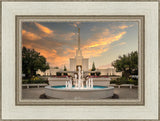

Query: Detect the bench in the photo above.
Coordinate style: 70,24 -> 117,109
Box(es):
109,84 -> 134,89
109,84 -> 119,88
22,83 -> 48,88
119,84 -> 134,89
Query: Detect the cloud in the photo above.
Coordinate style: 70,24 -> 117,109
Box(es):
82,47 -> 109,58
59,32 -> 76,41
83,31 -> 126,49
118,24 -> 134,30
34,22 -> 53,34
22,22 -> 129,69
118,25 -> 129,29
78,30 -> 127,59
22,42 -> 71,68
22,30 -> 41,41
118,42 -> 126,46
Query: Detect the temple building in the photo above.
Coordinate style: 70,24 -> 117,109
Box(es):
69,28 -> 89,71
36,28 -> 122,77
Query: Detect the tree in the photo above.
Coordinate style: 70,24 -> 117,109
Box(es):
63,65 -> 68,76
91,62 -> 96,76
96,72 -> 101,76
56,72 -> 62,76
22,47 -> 49,78
64,65 -> 67,71
112,51 -> 138,79
91,62 -> 96,71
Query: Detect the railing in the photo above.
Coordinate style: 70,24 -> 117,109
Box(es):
22,83 -> 48,88
109,84 -> 137,89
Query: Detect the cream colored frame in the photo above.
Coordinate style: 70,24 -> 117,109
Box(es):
16,15 -> 145,106
0,0 -> 160,121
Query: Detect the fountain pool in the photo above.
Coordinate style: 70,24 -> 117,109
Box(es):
44,66 -> 114,99
45,85 -> 114,99
51,85 -> 108,89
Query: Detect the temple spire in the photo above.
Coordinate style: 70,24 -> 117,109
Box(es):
76,27 -> 82,57
78,28 -> 80,50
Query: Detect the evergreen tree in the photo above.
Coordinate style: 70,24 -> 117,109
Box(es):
91,62 -> 96,76
91,62 -> 96,71
63,65 -> 68,76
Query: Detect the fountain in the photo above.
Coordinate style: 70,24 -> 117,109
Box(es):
44,28 -> 114,99
44,66 -> 114,99
65,67 -> 93,89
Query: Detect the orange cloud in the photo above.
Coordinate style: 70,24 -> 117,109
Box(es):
119,25 -> 129,29
84,31 -> 126,49
35,22 -> 53,34
22,30 -> 41,41
23,42 -> 73,68
83,47 -> 109,58
118,24 -> 134,30
78,31 -> 127,59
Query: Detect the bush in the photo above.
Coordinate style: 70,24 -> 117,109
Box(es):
63,73 -> 68,76
110,80 -> 117,84
129,78 -> 138,85
22,76 -> 48,84
96,72 -> 101,76
91,73 -> 95,76
22,79 -> 29,84
56,72 -> 62,76
110,77 -> 138,85
117,77 -> 130,85
36,74 -> 40,76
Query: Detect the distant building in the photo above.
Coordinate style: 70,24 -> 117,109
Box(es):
97,68 -> 122,76
70,28 -> 89,71
36,68 -> 62,76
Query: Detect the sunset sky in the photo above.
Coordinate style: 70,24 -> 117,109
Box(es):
22,21 -> 138,69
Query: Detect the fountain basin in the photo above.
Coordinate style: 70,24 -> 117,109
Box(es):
45,85 -> 114,99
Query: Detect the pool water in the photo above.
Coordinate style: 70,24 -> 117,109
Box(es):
51,85 -> 108,89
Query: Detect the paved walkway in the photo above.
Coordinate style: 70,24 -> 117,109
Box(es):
22,87 -> 138,99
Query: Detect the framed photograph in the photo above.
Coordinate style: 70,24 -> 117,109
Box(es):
16,15 -> 144,106
1,0 -> 159,120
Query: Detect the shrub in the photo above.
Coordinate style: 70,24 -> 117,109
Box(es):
118,77 -> 130,84
91,73 -> 95,76
96,72 -> 101,76
22,79 -> 29,84
56,72 -> 62,76
22,76 -> 48,84
111,77 -> 138,85
63,73 -> 68,76
36,74 -> 40,76
129,78 -> 138,85
110,80 -> 117,84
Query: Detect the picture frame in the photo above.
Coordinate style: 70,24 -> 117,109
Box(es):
16,15 -> 144,106
1,0 -> 159,120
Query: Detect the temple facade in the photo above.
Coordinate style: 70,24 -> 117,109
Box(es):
36,28 -> 122,77
69,28 -> 89,71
